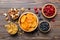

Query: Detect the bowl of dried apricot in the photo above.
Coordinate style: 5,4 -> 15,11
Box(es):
18,12 -> 39,32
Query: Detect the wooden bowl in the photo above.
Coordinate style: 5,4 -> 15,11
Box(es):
8,8 -> 19,20
39,21 -> 51,33
18,12 -> 39,32
42,3 -> 57,18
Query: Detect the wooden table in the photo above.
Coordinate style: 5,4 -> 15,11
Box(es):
0,0 -> 60,40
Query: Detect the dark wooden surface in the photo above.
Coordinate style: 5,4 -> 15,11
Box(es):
0,0 -> 60,40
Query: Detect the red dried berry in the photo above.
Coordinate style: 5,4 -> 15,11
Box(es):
35,10 -> 38,14
39,7 -> 42,10
43,4 -> 55,17
34,7 -> 38,11
28,8 -> 30,10
51,19 -> 55,22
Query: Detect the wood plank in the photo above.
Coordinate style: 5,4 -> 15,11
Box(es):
0,0 -> 60,40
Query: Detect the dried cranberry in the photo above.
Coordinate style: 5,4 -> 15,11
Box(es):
45,13 -> 48,16
34,7 -> 38,11
35,10 -> 38,14
28,8 -> 31,10
39,7 -> 42,10
43,4 -> 55,17
51,19 -> 55,22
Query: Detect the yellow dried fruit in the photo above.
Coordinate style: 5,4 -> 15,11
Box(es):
5,17 -> 9,21
21,15 -> 26,23
20,7 -> 25,12
5,22 -> 18,35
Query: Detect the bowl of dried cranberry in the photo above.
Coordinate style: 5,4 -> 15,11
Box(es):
39,21 -> 51,33
42,3 -> 57,18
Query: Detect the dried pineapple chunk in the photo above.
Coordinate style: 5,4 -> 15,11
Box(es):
8,29 -> 12,34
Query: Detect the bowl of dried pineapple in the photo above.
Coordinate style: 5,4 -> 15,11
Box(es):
18,12 -> 39,32
5,22 -> 18,35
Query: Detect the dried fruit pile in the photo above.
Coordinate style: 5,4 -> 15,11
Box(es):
39,21 -> 50,33
19,12 -> 38,32
5,22 -> 18,35
43,4 -> 55,17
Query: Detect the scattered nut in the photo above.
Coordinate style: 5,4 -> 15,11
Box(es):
8,8 -> 19,20
8,21 -> 11,23
20,33 -> 22,35
20,7 -> 25,12
3,13 -> 8,17
5,17 -> 9,21
14,8 -> 16,11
